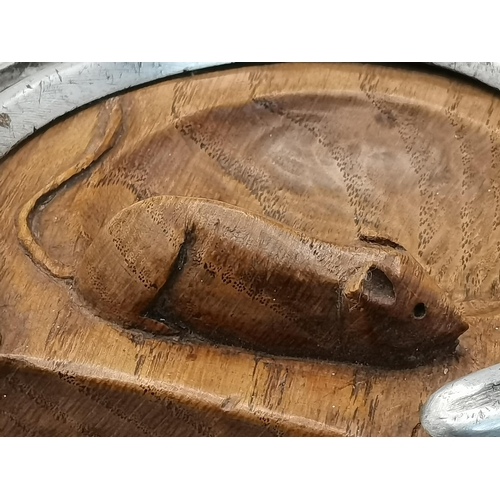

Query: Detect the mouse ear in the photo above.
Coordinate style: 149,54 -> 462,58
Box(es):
359,266 -> 396,306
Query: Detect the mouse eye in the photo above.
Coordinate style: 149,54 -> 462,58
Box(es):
413,302 -> 426,319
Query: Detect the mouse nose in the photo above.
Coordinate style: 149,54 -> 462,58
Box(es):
431,306 -> 468,344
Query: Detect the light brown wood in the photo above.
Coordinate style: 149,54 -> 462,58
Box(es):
2,63 -> 500,436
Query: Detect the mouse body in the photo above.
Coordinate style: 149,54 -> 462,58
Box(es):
75,196 -> 468,368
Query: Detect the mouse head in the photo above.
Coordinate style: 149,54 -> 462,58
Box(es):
343,250 -> 468,366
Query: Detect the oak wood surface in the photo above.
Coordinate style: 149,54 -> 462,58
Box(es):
2,63 -> 500,436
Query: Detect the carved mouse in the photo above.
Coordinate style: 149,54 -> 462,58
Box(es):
75,196 -> 468,368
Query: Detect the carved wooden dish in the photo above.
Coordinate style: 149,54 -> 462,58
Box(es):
2,63 -> 500,436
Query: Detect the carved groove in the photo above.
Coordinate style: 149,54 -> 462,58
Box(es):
141,226 -> 197,329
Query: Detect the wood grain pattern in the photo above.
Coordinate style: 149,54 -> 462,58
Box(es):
2,63 -> 500,436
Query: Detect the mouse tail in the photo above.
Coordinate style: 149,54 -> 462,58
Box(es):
17,99 -> 123,279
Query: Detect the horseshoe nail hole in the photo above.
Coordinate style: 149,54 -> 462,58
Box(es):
413,302 -> 426,319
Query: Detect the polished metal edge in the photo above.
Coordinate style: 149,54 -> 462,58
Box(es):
421,364 -> 500,437
433,62 -> 500,92
0,62 -> 56,94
